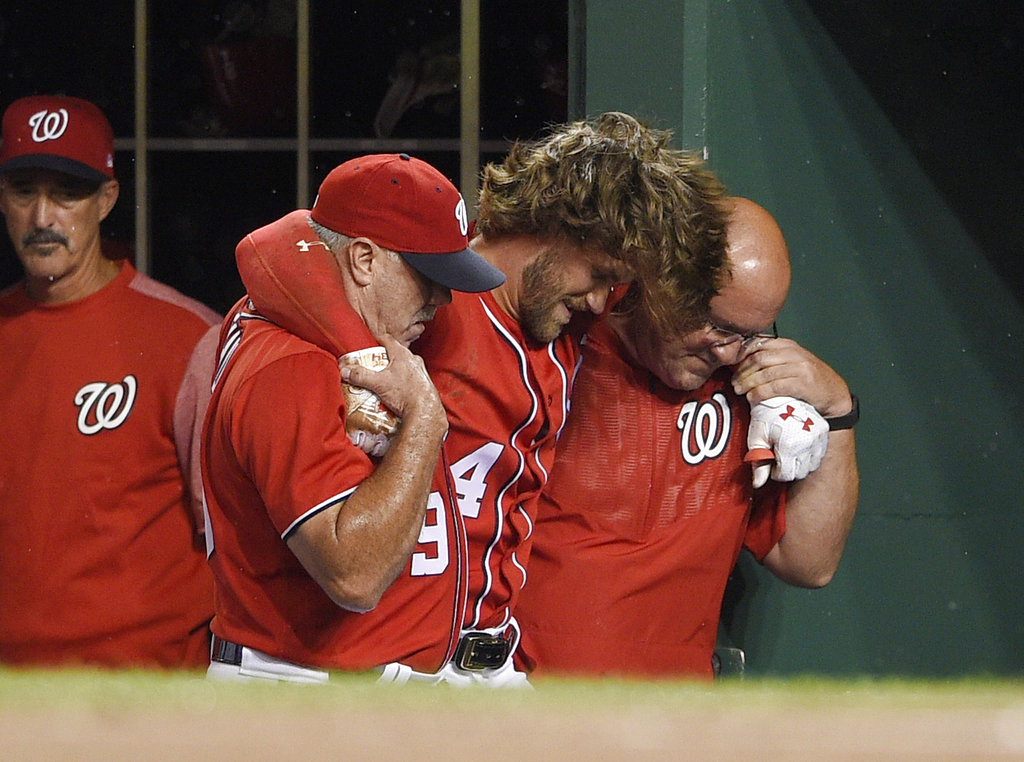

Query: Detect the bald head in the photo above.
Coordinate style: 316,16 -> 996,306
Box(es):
719,197 -> 791,323
619,197 -> 793,391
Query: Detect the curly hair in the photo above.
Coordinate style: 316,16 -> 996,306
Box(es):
610,149 -> 731,336
477,111 -> 729,336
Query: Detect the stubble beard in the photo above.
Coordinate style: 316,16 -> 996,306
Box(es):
519,254 -> 570,344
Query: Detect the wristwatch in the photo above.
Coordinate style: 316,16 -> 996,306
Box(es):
826,394 -> 859,431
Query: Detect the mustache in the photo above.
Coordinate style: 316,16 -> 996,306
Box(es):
414,307 -> 437,324
564,296 -> 590,312
23,230 -> 68,248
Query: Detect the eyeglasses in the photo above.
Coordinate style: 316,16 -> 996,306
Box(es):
706,320 -> 778,348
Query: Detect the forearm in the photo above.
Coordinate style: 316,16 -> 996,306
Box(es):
337,411 -> 445,597
762,429 -> 859,587
288,407 -> 446,612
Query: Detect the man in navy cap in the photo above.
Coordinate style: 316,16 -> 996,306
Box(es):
202,153 -> 506,683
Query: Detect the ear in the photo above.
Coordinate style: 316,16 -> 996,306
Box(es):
97,179 -> 120,222
345,238 -> 377,287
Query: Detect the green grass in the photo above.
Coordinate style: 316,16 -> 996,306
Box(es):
1,667 -> 1021,712
2,671 -> 1023,760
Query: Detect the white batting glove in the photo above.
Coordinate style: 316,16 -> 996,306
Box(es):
745,396 -> 829,489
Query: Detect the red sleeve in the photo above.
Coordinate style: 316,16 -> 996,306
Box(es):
235,210 -> 378,357
744,481 -> 788,561
231,350 -> 373,537
174,323 -> 222,534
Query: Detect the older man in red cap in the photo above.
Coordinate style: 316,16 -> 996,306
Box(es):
0,95 -> 221,668
202,153 -> 505,683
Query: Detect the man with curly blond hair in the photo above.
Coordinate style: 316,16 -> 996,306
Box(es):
476,111 -> 728,340
396,112 -> 730,685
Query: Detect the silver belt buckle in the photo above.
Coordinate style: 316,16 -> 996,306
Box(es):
454,632 -> 509,670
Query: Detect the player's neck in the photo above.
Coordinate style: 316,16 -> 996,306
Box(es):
607,313 -> 641,363
25,252 -> 121,305
469,234 -> 518,321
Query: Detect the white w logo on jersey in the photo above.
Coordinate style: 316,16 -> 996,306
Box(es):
676,392 -> 732,465
74,375 -> 137,435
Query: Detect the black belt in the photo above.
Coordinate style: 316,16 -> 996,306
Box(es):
211,635 -> 244,666
454,632 -> 511,671
214,633 -> 510,672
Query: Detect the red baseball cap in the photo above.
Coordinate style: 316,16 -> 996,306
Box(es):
310,153 -> 504,293
0,95 -> 114,184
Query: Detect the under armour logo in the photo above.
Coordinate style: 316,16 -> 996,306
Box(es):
677,392 -> 732,465
295,239 -> 327,252
29,108 -> 69,143
74,375 -> 137,435
779,404 -> 816,431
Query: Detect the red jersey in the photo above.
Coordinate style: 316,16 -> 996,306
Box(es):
202,300 -> 466,672
514,320 -> 787,679
416,290 -> 581,632
0,262 -> 219,668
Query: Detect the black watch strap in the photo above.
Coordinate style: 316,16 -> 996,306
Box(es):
827,394 -> 859,431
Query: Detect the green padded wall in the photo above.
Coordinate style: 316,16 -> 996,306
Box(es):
580,0 -> 1024,676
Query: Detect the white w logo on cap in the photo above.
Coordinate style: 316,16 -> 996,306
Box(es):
455,196 -> 469,236
29,109 -> 69,143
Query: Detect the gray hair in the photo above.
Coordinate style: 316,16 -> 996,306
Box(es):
308,217 -> 351,254
307,217 -> 401,262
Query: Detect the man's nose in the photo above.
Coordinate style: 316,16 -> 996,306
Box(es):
585,284 -> 612,314
30,194 -> 57,228
708,339 -> 744,365
431,283 -> 452,306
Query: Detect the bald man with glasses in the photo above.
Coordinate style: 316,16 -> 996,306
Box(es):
514,197 -> 859,680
